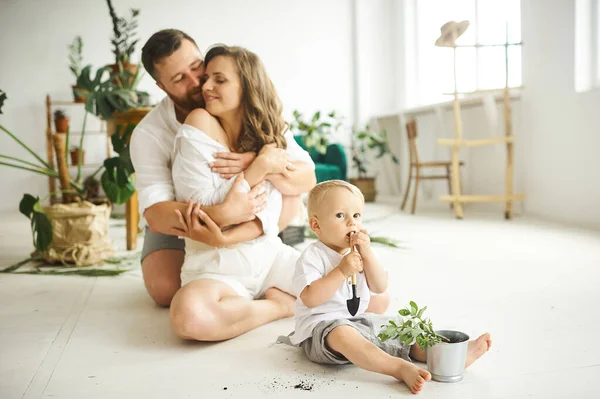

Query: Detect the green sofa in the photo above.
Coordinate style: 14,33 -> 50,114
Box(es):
293,135 -> 347,183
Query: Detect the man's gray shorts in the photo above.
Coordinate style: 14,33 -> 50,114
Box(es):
300,315 -> 411,365
141,227 -> 185,262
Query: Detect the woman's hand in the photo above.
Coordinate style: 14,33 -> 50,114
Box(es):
210,151 -> 257,179
257,144 -> 289,174
175,201 -> 230,247
221,173 -> 268,225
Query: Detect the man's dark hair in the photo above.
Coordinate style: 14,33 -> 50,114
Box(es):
141,29 -> 198,81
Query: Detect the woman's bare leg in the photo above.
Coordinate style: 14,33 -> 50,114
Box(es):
170,279 -> 295,341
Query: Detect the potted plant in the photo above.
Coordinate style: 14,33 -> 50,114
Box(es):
53,109 -> 69,133
378,301 -> 470,383
74,63 -> 148,120
0,89 -> 136,266
68,36 -> 87,103
349,123 -> 398,202
106,0 -> 140,85
290,110 -> 343,155
69,146 -> 84,166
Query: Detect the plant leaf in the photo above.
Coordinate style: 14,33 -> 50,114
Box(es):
31,209 -> 53,251
19,194 -> 37,218
101,168 -> 135,205
399,309 -> 410,316
19,194 -> 53,251
0,89 -> 7,114
410,301 -> 418,315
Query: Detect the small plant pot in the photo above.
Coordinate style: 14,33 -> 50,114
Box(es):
54,118 -> 69,133
72,85 -> 88,103
349,177 -> 376,202
70,149 -> 85,166
426,330 -> 469,383
108,62 -> 138,87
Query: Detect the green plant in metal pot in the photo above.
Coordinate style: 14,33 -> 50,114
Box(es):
378,301 -> 449,349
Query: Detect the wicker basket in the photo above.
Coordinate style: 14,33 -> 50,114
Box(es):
42,201 -> 113,266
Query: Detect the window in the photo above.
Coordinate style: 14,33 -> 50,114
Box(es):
575,0 -> 600,92
410,0 -> 522,106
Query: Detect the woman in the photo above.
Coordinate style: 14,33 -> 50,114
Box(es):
169,45 -> 316,341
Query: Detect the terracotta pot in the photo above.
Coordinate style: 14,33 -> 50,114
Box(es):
70,149 -> 85,166
349,177 -> 377,202
72,85 -> 88,103
108,63 -> 138,87
55,118 -> 69,133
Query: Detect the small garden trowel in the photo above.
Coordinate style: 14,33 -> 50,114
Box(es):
346,232 -> 360,316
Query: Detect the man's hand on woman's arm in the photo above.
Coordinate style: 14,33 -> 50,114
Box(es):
210,151 -> 257,179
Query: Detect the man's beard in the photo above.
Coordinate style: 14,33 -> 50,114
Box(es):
169,88 -> 205,112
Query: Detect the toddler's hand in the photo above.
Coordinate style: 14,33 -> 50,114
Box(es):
353,229 -> 371,253
339,251 -> 363,278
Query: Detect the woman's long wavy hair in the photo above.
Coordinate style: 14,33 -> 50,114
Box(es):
204,45 -> 287,152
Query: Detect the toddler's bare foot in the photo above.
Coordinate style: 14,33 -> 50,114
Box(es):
394,360 -> 431,394
465,332 -> 492,368
265,287 -> 295,318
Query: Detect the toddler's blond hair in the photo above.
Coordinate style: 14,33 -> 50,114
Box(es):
307,180 -> 364,217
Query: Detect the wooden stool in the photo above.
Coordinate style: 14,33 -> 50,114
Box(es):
401,119 -> 464,214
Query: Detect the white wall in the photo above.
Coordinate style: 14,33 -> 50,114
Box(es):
521,0 -> 600,229
372,0 -> 600,228
348,0 -> 405,195
0,0 -> 354,212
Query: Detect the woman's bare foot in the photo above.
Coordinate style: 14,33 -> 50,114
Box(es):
394,360 -> 431,394
264,287 -> 295,318
465,333 -> 492,368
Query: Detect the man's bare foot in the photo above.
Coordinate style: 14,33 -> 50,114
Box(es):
264,287 -> 295,318
465,332 -> 492,368
394,360 -> 431,394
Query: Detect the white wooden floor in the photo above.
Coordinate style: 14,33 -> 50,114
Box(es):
1,205 -> 599,398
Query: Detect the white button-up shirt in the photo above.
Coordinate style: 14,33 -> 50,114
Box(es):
130,96 -> 181,222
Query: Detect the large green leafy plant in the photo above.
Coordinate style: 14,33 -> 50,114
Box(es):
290,110 -> 343,155
378,301 -> 449,349
0,89 -> 136,253
106,0 -> 140,66
74,63 -> 147,120
351,123 -> 398,179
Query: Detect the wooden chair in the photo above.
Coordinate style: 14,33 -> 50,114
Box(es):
401,119 -> 464,214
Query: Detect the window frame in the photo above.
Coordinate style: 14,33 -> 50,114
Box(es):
409,0 -> 523,106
